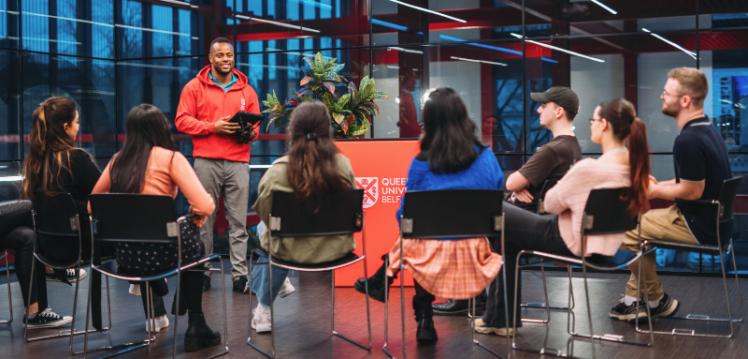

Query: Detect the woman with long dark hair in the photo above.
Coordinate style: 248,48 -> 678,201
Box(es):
355,87 -> 504,344
18,96 -> 91,328
90,104 -> 219,352
250,101 -> 356,333
477,98 -> 651,336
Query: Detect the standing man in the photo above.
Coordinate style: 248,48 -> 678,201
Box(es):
175,37 -> 260,293
436,86 -> 582,316
609,67 -> 731,321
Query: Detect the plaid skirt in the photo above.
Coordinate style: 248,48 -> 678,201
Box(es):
386,237 -> 502,299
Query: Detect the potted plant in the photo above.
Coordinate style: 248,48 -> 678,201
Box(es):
262,52 -> 384,138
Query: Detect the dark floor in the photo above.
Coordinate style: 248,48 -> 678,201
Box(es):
0,264 -> 745,359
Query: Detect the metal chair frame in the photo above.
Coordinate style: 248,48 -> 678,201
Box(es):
246,189 -> 372,358
382,189 -> 508,359
27,192 -> 111,355
635,176 -> 744,338
86,193 -> 229,359
510,188 -> 655,357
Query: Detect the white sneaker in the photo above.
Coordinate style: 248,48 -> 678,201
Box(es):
145,315 -> 170,333
67,268 -> 87,282
128,284 -> 141,296
251,305 -> 272,333
278,277 -> 296,298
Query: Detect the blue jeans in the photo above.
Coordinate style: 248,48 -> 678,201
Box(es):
250,250 -> 289,306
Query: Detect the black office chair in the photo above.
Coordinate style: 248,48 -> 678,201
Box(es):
382,189 -> 507,359
518,179 -> 576,324
87,194 -> 229,358
511,188 -> 654,357
28,193 -> 110,353
635,176 -> 743,338
246,189 -> 372,359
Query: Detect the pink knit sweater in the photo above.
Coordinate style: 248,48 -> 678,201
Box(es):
543,154 -> 630,257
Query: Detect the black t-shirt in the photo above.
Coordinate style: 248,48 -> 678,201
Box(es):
517,135 -> 582,205
673,117 -> 732,244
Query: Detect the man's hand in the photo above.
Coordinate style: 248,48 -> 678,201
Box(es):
213,115 -> 240,134
512,189 -> 534,204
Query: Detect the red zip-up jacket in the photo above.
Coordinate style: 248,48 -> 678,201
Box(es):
175,65 -> 260,163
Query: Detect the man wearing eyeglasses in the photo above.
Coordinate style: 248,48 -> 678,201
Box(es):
609,67 -> 731,322
434,86 -> 582,316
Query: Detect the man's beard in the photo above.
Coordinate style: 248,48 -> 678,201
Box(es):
213,64 -> 232,75
662,103 -> 679,117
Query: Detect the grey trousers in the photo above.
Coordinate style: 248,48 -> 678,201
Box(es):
194,158 -> 249,279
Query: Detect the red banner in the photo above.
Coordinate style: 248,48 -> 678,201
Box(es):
334,139 -> 420,286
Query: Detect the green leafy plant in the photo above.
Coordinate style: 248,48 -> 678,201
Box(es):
263,52 -> 383,137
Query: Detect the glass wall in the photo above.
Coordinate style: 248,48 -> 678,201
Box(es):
2,0 -> 748,273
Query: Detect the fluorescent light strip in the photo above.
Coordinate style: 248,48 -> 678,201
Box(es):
439,34 -> 558,64
371,18 -> 409,32
0,176 -> 23,182
387,46 -> 424,55
157,0 -> 199,9
388,0 -> 467,23
235,14 -> 320,34
450,56 -> 507,67
641,28 -> 697,59
510,33 -> 605,63
589,0 -> 618,15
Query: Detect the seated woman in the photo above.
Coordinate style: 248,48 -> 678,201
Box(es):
90,104 -> 219,352
20,96 -> 100,327
250,101 -> 357,333
355,87 -> 504,345
477,98 -> 650,335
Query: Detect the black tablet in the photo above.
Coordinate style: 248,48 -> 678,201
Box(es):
230,111 -> 263,126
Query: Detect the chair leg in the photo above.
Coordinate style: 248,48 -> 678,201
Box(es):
330,264 -> 372,351
399,263 -> 407,359
0,252 -> 12,324
382,256 -> 393,358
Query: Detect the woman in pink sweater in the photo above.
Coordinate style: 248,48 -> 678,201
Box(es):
477,98 -> 651,335
91,104 -> 219,352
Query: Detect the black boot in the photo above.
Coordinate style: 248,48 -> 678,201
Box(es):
184,312 -> 221,352
414,293 -> 438,345
354,254 -> 396,303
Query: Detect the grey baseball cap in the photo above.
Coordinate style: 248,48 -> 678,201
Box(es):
530,86 -> 580,120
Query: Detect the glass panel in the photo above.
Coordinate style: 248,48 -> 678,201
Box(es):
0,50 -> 19,162
117,0 -> 203,59
21,52 -> 116,159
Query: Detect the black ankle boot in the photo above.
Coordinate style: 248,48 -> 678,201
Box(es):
184,312 -> 221,352
414,297 -> 438,345
354,254 -> 395,303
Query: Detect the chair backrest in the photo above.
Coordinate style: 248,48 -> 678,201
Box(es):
717,176 -> 742,220
32,192 -> 80,238
268,189 -> 364,237
582,187 -> 637,235
400,189 -> 504,239
89,194 -> 178,244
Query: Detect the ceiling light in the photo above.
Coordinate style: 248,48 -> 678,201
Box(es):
236,14 -> 320,34
388,0 -> 467,23
450,56 -> 507,67
510,33 -> 605,63
589,0 -> 617,15
387,46 -> 424,55
157,0 -> 199,9
371,18 -> 409,32
641,28 -> 697,60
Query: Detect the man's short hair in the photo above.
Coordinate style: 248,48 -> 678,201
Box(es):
667,67 -> 708,108
209,37 -> 233,52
